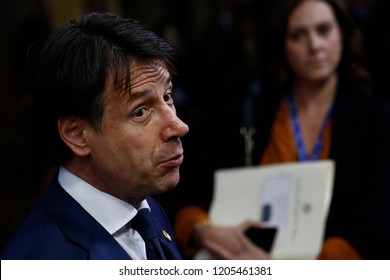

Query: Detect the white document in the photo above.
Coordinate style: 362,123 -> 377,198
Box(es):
196,160 -> 335,260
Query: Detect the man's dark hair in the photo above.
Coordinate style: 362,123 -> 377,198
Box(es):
29,12 -> 177,165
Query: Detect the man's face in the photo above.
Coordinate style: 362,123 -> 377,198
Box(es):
83,61 -> 189,206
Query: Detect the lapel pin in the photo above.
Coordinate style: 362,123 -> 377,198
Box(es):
162,230 -> 172,241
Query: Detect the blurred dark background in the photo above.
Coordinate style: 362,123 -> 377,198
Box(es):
0,0 -> 389,251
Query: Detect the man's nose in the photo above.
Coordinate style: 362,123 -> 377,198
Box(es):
160,108 -> 189,141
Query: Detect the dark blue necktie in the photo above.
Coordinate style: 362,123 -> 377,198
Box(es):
131,208 -> 166,260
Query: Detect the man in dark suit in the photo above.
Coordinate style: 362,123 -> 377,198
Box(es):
1,12 -> 188,260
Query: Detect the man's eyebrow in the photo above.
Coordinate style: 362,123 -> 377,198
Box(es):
166,75 -> 172,85
127,90 -> 150,102
127,74 -> 173,101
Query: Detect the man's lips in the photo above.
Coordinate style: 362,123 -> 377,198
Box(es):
160,154 -> 184,167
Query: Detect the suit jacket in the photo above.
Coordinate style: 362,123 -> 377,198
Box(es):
1,178 -> 183,260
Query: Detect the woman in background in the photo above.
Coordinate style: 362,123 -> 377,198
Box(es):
174,0 -> 390,259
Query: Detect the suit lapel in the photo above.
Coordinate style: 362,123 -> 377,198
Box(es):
147,197 -> 183,260
158,233 -> 180,260
42,180 -> 131,260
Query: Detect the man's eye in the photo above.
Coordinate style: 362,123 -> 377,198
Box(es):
164,92 -> 174,104
134,108 -> 146,117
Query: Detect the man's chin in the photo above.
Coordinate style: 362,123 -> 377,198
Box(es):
152,177 -> 180,196
163,179 -> 180,192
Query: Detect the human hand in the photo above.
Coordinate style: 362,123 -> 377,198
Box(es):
198,220 -> 271,260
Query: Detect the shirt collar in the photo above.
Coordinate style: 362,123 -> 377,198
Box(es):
58,166 -> 150,234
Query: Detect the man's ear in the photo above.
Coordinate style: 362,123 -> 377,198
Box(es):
58,117 -> 91,157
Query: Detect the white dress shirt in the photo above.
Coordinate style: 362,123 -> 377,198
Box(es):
58,166 -> 149,259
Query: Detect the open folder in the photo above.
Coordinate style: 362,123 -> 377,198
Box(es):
195,160 -> 335,260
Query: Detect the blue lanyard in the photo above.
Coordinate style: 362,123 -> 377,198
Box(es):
287,92 -> 335,161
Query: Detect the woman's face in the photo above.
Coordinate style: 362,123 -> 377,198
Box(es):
285,0 -> 343,83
